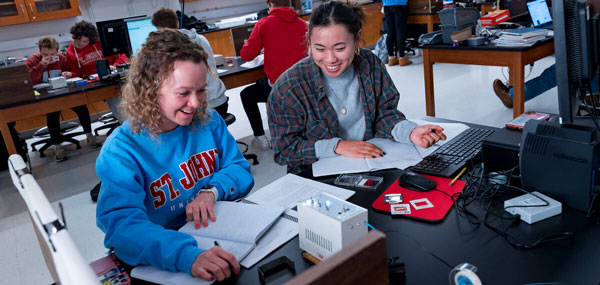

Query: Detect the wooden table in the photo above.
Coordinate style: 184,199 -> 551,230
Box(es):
407,13 -> 441,33
0,82 -> 120,154
0,58 -> 264,155
218,57 -> 266,89
421,39 -> 555,118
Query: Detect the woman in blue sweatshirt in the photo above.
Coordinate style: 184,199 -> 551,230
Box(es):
95,29 -> 254,281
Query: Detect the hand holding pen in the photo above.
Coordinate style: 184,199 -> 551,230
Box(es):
190,241 -> 240,281
410,124 -> 447,148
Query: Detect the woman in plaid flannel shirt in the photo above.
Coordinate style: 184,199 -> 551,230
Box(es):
267,1 -> 447,174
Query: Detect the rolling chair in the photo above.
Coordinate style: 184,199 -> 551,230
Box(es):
94,112 -> 120,137
30,121 -> 84,158
223,112 -> 259,165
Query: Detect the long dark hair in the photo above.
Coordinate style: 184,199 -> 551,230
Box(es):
308,1 -> 365,40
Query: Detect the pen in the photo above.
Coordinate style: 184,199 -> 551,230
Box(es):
213,241 -> 239,275
449,167 -> 467,186
423,128 -> 439,136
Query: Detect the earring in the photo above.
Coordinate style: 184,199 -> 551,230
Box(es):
355,47 -> 360,56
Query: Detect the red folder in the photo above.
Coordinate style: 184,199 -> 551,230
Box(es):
372,175 -> 466,222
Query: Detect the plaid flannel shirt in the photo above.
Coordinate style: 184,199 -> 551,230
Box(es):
268,49 -> 407,174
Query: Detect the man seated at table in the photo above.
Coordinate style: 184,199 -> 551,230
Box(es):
25,36 -> 99,161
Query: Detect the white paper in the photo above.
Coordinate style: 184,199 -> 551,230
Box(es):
240,54 -> 264,68
216,69 -> 228,74
240,217 -> 298,268
245,174 -> 355,209
364,138 -> 424,171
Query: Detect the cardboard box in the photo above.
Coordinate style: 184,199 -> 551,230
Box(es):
408,0 -> 443,15
481,9 -> 510,26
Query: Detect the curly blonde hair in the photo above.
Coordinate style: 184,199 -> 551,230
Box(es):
122,29 -> 209,138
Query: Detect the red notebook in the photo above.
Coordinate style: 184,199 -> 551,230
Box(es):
372,175 -> 466,222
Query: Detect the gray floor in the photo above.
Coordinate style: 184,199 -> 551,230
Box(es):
0,52 -> 557,284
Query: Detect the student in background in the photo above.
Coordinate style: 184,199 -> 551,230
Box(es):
240,0 -> 308,150
25,36 -> 98,161
492,64 -> 557,108
151,7 -> 230,118
96,29 -> 253,281
493,63 -> 600,108
383,0 -> 412,66
65,20 -> 128,78
268,1 -> 446,174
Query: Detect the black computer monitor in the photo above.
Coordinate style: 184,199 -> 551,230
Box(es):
504,0 -> 529,19
125,17 -> 156,56
553,0 -> 600,125
96,19 -> 131,57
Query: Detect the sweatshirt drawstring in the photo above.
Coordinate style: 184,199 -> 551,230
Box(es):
74,43 -> 103,69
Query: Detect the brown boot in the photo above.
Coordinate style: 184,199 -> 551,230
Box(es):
493,79 -> 513,108
398,57 -> 413,66
388,56 -> 398,66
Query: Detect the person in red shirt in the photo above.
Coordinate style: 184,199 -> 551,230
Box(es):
65,20 -> 128,78
25,36 -> 99,161
239,0 -> 308,150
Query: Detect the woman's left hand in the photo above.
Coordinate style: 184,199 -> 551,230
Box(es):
186,192 -> 216,229
410,124 -> 447,148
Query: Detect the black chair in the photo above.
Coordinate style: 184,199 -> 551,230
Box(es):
30,121 -> 84,157
94,112 -> 120,137
222,113 -> 258,165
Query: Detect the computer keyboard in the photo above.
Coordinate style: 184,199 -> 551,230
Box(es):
411,127 -> 496,178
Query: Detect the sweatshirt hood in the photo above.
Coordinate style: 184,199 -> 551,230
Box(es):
179,28 -> 198,40
269,7 -> 299,23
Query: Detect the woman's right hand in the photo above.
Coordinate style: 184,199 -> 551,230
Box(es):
334,140 -> 385,158
191,246 -> 240,281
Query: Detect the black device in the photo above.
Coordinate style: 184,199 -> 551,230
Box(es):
95,59 -> 110,78
553,0 -> 600,125
481,128 -> 522,171
520,120 -> 599,213
411,127 -> 496,177
397,170 -> 437,191
96,19 -> 131,57
503,0 -> 529,19
258,256 -> 295,284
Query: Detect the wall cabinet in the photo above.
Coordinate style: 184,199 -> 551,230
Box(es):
0,0 -> 81,27
203,29 -> 236,57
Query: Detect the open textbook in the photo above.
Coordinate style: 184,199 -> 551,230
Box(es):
131,201 -> 284,284
312,120 -> 470,177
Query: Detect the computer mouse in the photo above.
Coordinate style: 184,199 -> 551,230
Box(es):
397,170 -> 437,192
